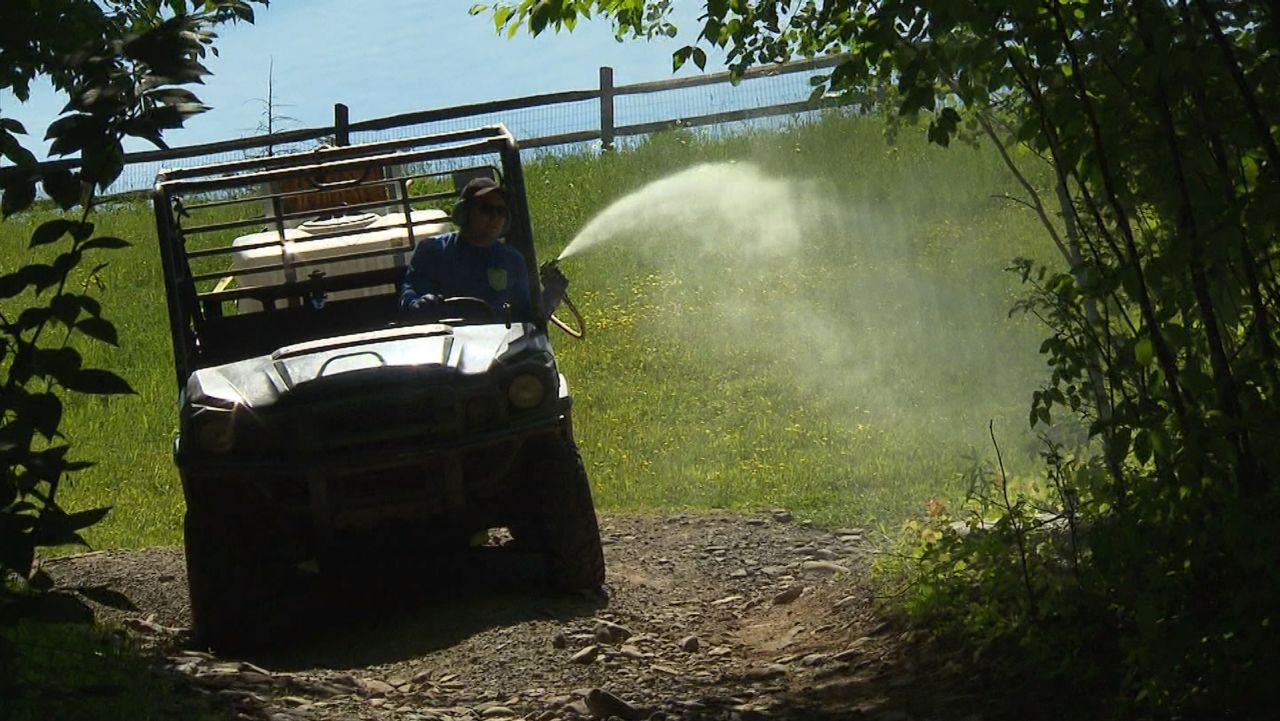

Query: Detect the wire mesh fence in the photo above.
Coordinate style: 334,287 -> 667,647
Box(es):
107,138 -> 329,198
69,57 -> 849,198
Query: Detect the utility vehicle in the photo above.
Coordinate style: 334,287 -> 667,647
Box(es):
152,125 -> 604,649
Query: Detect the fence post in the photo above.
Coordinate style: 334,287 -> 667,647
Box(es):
334,103 -> 350,146
599,66 -> 615,151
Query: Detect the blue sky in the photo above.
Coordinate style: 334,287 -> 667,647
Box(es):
3,0 -> 719,158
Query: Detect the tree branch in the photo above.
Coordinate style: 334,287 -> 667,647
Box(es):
1192,0 -> 1280,173
1046,0 -> 1192,431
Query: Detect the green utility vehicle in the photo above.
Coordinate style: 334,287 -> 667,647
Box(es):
152,125 -> 604,649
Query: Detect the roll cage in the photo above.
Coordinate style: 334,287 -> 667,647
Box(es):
152,125 -> 545,388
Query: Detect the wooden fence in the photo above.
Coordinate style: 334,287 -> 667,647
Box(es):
36,55 -> 849,194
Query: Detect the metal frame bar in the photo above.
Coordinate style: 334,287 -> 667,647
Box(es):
152,124 -> 540,385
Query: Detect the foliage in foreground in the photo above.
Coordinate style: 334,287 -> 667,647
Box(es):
485,0 -> 1280,716
0,618 -> 229,721
1,0 -> 264,603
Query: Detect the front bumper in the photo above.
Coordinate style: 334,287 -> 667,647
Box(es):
178,402 -> 570,537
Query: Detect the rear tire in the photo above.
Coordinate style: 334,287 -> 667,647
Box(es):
533,434 -> 606,591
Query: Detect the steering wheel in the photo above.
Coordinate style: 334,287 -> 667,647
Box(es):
438,296 -> 498,323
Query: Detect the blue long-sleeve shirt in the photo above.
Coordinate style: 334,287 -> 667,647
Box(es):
400,232 -> 532,320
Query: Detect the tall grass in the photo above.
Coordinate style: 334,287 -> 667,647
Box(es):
534,114 -> 1059,527
0,112 -> 1061,549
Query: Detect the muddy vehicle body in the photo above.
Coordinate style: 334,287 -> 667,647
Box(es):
152,126 -> 604,648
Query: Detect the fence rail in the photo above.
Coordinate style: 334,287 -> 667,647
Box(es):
30,55 -> 850,196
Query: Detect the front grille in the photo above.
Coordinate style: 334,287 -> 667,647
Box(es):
282,386 -> 463,451
333,460 -> 442,507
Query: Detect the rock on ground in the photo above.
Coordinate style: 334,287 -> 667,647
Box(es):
39,511 -> 975,721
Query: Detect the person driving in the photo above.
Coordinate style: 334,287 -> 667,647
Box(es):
400,177 -> 567,321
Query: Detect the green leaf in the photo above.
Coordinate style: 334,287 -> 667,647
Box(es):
2,177 -> 36,218
1134,337 -> 1155,367
30,220 -> 72,249
53,250 -> 83,276
926,106 -> 961,147
146,87 -> 201,106
21,263 -> 60,293
673,45 -> 694,71
62,369 -> 135,395
0,271 -> 26,299
530,0 -> 552,34
33,347 -> 84,385
84,143 -> 126,191
16,307 -> 55,332
927,119 -> 952,147
50,293 -> 82,325
30,508 -> 81,547
1,131 -> 38,168
69,222 -> 95,242
493,5 -> 513,29
80,236 -> 131,251
1108,428 -> 1132,469
42,170 -> 83,210
1134,429 -> 1152,465
44,113 -> 97,157
898,82 -> 935,116
78,295 -> 102,318
23,393 -> 63,440
66,507 -> 111,532
75,317 -> 119,346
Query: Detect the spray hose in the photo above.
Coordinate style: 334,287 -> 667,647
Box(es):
542,258 -> 586,340
550,293 -> 586,339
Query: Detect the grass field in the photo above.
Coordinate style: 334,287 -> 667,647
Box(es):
1,112 -> 1061,549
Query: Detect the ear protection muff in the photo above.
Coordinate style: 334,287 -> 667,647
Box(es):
451,197 -> 512,236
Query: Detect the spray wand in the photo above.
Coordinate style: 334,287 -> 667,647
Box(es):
540,258 -> 586,340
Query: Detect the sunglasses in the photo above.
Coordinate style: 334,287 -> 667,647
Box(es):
476,204 -> 508,218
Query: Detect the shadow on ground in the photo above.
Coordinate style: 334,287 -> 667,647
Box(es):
229,546 -> 605,670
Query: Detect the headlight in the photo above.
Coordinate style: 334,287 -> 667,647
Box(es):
507,373 -> 546,410
192,409 -> 236,453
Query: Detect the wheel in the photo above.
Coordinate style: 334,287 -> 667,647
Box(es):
184,508 -> 259,650
530,434 -> 606,591
183,483 -> 292,651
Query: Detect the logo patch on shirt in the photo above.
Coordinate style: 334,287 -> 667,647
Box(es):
487,267 -> 508,291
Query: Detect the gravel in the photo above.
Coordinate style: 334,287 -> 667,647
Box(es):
39,511 -> 973,720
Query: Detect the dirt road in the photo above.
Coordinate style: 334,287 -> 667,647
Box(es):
42,511 -> 979,721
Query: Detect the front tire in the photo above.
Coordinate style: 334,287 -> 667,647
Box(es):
183,481 -> 293,651
532,434 -> 606,591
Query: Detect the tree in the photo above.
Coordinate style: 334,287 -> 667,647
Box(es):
473,1 -> 1280,715
244,56 -> 302,157
1,0 -> 267,603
